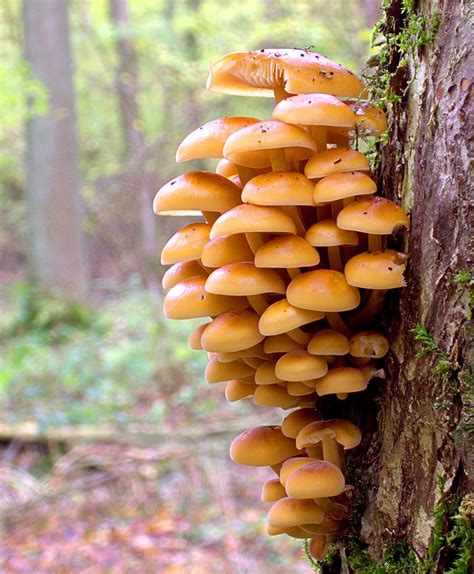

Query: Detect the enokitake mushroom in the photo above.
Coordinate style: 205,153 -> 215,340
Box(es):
153,171 -> 241,224
285,460 -> 345,499
345,250 -> 408,326
160,222 -> 211,265
205,261 -> 286,314
258,299 -> 323,341
210,203 -> 297,255
267,497 -> 325,529
282,408 -> 321,439
286,269 -> 359,337
162,260 -> 207,291
206,49 -> 366,101
337,195 -> 409,251
255,361 -> 284,386
266,525 -> 313,538
307,329 -> 350,357
314,366 -> 368,399
254,236 -> 320,275
175,116 -> 260,162
242,171 -> 315,236
205,356 -> 255,383
163,276 -> 248,319
309,535 -> 330,562
229,425 -> 300,466
313,171 -> 377,205
187,321 -> 210,350
287,381 -> 318,396
304,148 -> 369,180
276,351 -> 328,382
217,342 -> 266,363
200,309 -> 264,353
295,419 -> 361,469
279,456 -> 319,486
242,171 -> 315,207
350,331 -> 389,358
216,158 -> 237,178
305,219 -> 358,272
254,385 -> 300,409
261,478 -> 287,502
225,379 -> 257,402
272,93 -> 356,152
201,234 -> 254,268
223,119 -> 317,171
263,333 -> 306,354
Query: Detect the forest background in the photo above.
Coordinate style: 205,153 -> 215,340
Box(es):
0,1 -> 379,571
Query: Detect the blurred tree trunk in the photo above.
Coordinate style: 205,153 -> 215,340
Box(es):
23,0 -> 88,300
109,0 -> 158,296
322,1 -> 472,571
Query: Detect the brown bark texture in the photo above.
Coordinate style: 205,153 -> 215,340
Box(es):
323,0 -> 473,570
24,0 -> 88,300
314,0 -> 474,574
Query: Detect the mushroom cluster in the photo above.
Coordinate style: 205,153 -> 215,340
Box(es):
153,49 -> 409,562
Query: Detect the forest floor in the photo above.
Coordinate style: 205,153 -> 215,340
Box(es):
0,441 -> 312,574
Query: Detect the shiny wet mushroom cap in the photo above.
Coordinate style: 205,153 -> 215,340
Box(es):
153,171 -> 241,216
287,269 -> 360,312
344,250 -> 408,289
201,309 -> 264,353
242,171 -> 315,206
207,49 -> 366,99
267,497 -> 325,528
163,276 -> 248,319
176,116 -> 260,162
285,460 -> 345,498
229,426 -> 300,466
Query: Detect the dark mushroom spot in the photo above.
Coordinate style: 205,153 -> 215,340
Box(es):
200,295 -> 205,301
170,181 -> 176,185
334,159 -> 342,165
362,212 -> 368,215
388,267 -> 393,271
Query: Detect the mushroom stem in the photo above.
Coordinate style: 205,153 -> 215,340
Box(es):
321,438 -> 342,469
235,165 -> 255,187
310,126 -> 327,153
368,234 -> 382,252
316,205 -> 332,222
306,445 -> 323,459
327,246 -> 343,272
349,289 -> 387,329
269,149 -> 290,171
309,534 -> 329,561
245,232 -> 265,254
336,393 -> 349,400
325,312 -> 351,338
287,268 -> 301,279
273,85 -> 292,104
342,196 -> 355,207
282,205 -> 306,236
202,211 -> 219,224
331,199 -> 343,220
288,328 -> 312,345
247,294 -> 269,315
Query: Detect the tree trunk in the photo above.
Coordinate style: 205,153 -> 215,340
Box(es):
24,0 -> 88,300
322,1 -> 473,571
109,0 -> 158,296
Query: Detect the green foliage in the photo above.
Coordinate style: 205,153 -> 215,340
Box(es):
364,0 -> 441,109
454,270 -> 473,285
0,283 -> 215,427
410,323 -> 458,405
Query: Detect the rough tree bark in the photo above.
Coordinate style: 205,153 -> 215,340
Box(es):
24,0 -> 88,300
322,1 -> 472,571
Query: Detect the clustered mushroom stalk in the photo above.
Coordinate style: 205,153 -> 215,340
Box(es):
153,48 -> 409,564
